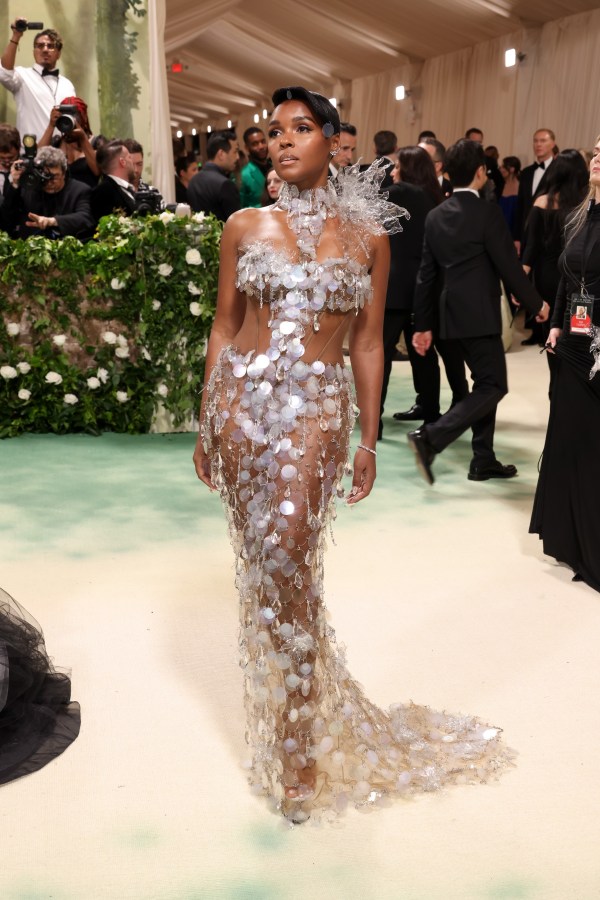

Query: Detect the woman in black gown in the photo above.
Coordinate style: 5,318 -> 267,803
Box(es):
0,588 -> 80,785
530,136 -> 600,592
522,149 -> 589,395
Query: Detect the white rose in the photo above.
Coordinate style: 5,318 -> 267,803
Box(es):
115,346 -> 130,359
117,334 -> 128,347
18,388 -> 31,401
1,365 -> 18,379
157,383 -> 169,397
52,334 -> 67,347
97,367 -> 109,384
45,371 -> 63,385
17,361 -> 31,374
116,391 -> 129,403
102,331 -> 117,345
152,300 -> 161,310
185,248 -> 202,266
7,323 -> 20,336
188,282 -> 202,295
111,277 -> 125,290
192,212 -> 205,224
158,263 -> 173,277
159,211 -> 175,224
189,301 -> 202,317
87,376 -> 101,389
64,393 -> 79,405
141,347 -> 151,361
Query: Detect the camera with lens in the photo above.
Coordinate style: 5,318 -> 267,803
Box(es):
133,186 -> 163,216
16,135 -> 51,190
14,19 -> 44,32
55,104 -> 79,136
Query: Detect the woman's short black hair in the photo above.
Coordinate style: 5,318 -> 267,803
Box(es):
271,86 -> 340,136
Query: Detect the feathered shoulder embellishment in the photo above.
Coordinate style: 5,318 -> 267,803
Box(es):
333,158 -> 409,236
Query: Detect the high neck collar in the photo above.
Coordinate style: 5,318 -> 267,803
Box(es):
276,181 -> 338,258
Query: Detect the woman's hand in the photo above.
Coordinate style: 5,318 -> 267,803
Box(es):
193,439 -> 215,490
346,447 -> 376,505
545,327 -> 562,354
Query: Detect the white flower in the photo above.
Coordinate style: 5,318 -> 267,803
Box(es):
7,323 -> 20,336
159,211 -> 175,224
192,212 -> 205,224
52,334 -> 67,347
158,263 -> 173,277
115,346 -> 130,359
188,282 -> 202,296
117,334 -> 128,347
87,376 -> 101,390
64,393 -> 79,405
102,331 -> 117,345
142,347 -> 152,361
97,367 -> 109,384
116,391 -> 129,403
186,248 -> 202,266
45,371 -> 63,385
189,301 -> 202,317
17,361 -> 31,374
111,277 -> 125,290
152,300 -> 161,310
1,365 -> 18,380
18,388 -> 31,401
157,383 -> 169,397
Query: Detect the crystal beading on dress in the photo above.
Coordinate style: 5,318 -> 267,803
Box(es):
200,156 -> 513,824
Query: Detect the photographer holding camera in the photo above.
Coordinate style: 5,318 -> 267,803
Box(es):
0,124 -> 20,207
39,97 -> 99,188
0,20 -> 76,142
0,144 -> 94,241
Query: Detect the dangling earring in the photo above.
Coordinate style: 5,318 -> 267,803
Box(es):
330,149 -> 339,157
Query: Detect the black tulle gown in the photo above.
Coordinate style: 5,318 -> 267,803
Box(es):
0,589 -> 80,785
530,202 -> 600,591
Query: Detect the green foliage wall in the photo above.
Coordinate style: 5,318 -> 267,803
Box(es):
0,212 -> 221,438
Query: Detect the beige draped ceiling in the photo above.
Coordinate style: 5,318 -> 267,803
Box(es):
152,0 -> 600,196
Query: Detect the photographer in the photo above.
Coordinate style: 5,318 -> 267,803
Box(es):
0,124 -> 20,207
0,145 -> 94,241
0,21 -> 76,141
39,97 -> 99,187
90,139 -> 137,221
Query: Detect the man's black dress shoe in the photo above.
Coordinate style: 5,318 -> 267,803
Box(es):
407,428 -> 436,485
393,404 -> 423,421
467,460 -> 518,481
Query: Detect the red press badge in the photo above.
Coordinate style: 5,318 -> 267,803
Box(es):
569,294 -> 594,335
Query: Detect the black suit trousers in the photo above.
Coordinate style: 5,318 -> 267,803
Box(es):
381,310 -> 441,422
426,335 -> 508,464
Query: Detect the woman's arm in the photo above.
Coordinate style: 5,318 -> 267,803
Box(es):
193,210 -> 250,487
347,231 -> 389,504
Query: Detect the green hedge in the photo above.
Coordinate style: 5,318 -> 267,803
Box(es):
0,211 -> 221,438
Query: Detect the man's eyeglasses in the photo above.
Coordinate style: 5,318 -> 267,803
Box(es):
34,42 -> 57,50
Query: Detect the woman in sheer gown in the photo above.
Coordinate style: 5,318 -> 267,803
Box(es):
193,87 -> 511,823
530,137 -> 600,592
0,588 -> 80,785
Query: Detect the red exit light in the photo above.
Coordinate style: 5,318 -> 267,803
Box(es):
171,62 -> 183,73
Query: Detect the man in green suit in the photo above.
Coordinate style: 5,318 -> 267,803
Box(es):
240,127 -> 271,208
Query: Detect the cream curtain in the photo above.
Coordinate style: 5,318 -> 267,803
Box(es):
350,8 -> 600,166
149,0 -> 175,203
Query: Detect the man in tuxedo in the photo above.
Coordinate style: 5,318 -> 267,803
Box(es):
373,130 -> 397,188
514,128 -> 556,245
188,130 -> 240,222
329,122 -> 357,177
408,140 -> 549,484
419,138 -> 452,196
1,145 -> 94,240
90,140 -> 137,221
0,124 -> 20,211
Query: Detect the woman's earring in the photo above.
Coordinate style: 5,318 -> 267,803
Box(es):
330,149 -> 339,157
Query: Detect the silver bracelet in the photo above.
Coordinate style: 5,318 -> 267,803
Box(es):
357,443 -> 377,456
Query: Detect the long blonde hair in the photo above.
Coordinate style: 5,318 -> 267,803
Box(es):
565,135 -> 599,244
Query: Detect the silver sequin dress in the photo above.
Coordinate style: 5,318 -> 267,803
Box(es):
201,165 -> 513,823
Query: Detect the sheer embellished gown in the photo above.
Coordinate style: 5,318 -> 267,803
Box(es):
0,588 -> 80,786
201,165 -> 512,823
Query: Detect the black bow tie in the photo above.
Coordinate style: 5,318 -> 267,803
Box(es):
535,161 -> 546,170
42,68 -> 59,77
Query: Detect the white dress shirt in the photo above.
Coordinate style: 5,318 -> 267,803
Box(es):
0,62 -> 76,141
453,187 -> 479,197
532,156 -> 553,195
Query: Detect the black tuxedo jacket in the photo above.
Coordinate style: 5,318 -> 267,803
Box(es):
414,191 -> 543,338
91,177 -> 136,221
514,160 -> 551,241
187,162 -> 240,222
386,182 -> 437,310
1,177 -> 94,241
